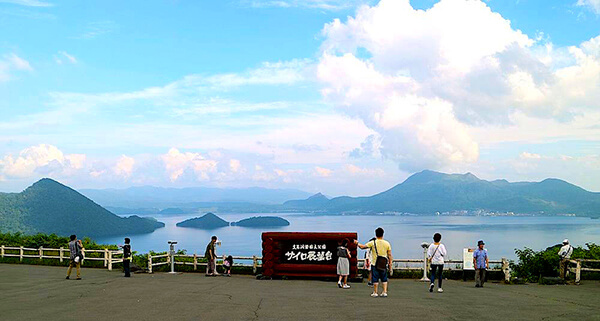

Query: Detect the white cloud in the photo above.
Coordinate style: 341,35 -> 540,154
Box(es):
55,51 -> 77,65
161,148 -> 218,182
114,155 -> 135,178
0,144 -> 85,178
343,164 -> 384,176
577,0 -> 600,14
0,0 -> 53,7
314,166 -> 333,177
318,0 -> 600,171
519,152 -> 541,160
0,53 -> 33,82
229,159 -> 242,172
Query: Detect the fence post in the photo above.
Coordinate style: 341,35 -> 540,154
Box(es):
148,254 -> 153,274
39,247 -> 43,260
253,256 -> 258,274
1,245 -> 4,258
501,257 -> 511,283
19,246 -> 23,262
575,260 -> 581,284
104,249 -> 108,267
193,253 -> 198,271
59,247 -> 63,262
108,251 -> 113,271
82,248 -> 85,264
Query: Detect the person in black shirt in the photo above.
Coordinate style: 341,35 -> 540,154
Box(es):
120,238 -> 132,277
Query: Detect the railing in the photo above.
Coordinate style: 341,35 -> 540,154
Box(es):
148,253 -> 262,274
569,259 -> 600,284
0,245 -> 124,271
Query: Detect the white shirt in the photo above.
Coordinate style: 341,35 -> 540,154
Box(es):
558,244 -> 573,259
427,243 -> 447,264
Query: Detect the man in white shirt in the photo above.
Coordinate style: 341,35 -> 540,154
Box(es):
558,239 -> 573,280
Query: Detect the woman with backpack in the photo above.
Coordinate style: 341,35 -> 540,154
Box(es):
427,233 -> 447,293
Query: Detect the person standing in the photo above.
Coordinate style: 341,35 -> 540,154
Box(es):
427,233 -> 447,293
558,239 -> 573,280
337,238 -> 351,289
205,236 -> 218,276
356,227 -> 393,297
364,247 -> 373,287
120,238 -> 132,277
473,240 -> 488,288
66,235 -> 82,280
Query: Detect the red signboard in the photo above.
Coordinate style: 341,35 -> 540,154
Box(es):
262,232 -> 358,278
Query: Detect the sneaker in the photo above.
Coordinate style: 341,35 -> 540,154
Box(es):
429,283 -> 434,292
343,284 -> 351,289
76,278 -> 82,280
381,292 -> 388,297
370,292 -> 379,298
475,284 -> 480,288
437,288 -> 443,293
65,276 -> 70,280
367,282 -> 373,287
338,282 -> 343,288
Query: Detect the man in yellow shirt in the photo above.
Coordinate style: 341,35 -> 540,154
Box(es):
356,227 -> 393,297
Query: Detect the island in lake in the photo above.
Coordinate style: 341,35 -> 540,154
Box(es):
176,213 -> 290,229
231,216 -> 290,227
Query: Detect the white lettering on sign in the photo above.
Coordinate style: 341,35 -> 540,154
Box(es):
285,250 -> 333,262
291,244 -> 326,250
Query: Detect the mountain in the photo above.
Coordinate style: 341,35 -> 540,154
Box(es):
176,212 -> 229,229
231,216 -> 290,227
284,170 -> 600,217
0,178 -> 165,237
79,186 -> 312,208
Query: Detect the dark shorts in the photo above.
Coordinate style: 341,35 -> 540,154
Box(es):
371,266 -> 388,283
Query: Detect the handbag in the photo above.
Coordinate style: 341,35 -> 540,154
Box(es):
373,239 -> 388,271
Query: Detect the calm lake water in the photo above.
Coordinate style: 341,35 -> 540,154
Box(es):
96,214 -> 600,261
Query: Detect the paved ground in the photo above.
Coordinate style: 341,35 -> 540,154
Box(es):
1,264 -> 599,321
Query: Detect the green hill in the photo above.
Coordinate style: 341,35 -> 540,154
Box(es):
0,178 -> 165,237
284,170 -> 600,216
176,212 -> 229,229
231,216 -> 290,227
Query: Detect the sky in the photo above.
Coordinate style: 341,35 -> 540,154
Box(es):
0,0 -> 599,196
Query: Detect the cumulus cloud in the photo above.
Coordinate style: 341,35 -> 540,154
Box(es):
0,144 -> 85,178
318,0 -> 600,171
314,166 -> 333,177
161,148 -> 218,182
114,155 -> 135,178
229,159 -> 242,172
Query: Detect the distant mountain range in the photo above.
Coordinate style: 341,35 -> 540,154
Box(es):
0,179 -> 165,237
283,170 -> 600,217
80,186 -> 313,208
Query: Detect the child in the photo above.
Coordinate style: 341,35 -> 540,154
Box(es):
473,240 -> 488,287
337,239 -> 351,289
427,233 -> 447,293
364,247 -> 373,287
223,255 -> 233,277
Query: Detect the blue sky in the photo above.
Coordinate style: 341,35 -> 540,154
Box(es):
1,0 -> 599,195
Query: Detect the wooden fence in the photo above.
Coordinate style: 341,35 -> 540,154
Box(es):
0,245 -> 124,271
569,259 -> 600,284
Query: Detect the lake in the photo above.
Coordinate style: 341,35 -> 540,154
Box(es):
96,214 -> 600,261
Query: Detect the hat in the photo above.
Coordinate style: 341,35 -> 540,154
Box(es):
477,240 -> 485,246
562,239 -> 569,244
